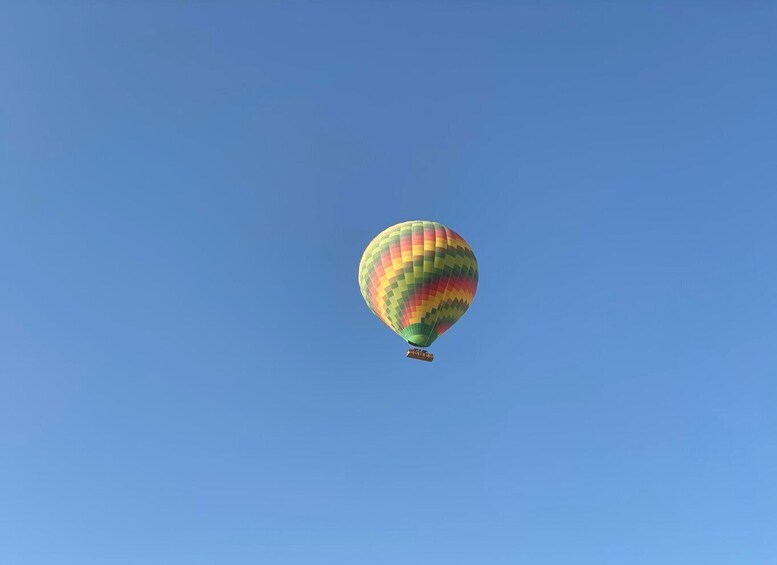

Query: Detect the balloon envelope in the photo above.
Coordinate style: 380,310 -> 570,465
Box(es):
358,220 -> 478,348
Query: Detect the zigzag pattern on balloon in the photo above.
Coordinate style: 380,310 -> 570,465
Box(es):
358,220 -> 478,348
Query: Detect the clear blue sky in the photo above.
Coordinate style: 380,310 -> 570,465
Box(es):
1,3 -> 776,564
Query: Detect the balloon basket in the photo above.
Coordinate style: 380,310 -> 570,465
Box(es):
406,348 -> 434,362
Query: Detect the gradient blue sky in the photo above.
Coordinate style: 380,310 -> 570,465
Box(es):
2,3 -> 776,564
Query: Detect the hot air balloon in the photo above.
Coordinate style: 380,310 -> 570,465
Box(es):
358,220 -> 478,362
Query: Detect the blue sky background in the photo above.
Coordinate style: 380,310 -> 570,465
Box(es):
1,2 -> 776,564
